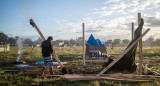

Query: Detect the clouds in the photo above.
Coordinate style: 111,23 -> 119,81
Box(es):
155,12 -> 160,18
128,0 -> 139,6
56,0 -> 160,40
93,10 -> 114,17
93,0 -> 160,17
111,1 -> 127,10
105,0 -> 120,4
146,17 -> 160,27
144,12 -> 160,27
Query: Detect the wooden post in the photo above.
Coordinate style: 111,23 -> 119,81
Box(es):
29,18 -> 46,40
82,23 -> 86,66
138,13 -> 143,75
132,22 -> 134,40
3,43 -> 5,52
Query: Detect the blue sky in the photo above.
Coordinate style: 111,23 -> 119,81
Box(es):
0,0 -> 160,41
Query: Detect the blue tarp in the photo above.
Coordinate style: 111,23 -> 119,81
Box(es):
96,39 -> 105,46
86,34 -> 97,46
86,34 -> 105,46
36,61 -> 44,64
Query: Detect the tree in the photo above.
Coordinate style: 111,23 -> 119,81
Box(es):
8,37 -> 16,45
155,39 -> 160,46
146,36 -> 154,46
15,36 -> 19,41
105,40 -> 112,46
34,37 -> 43,44
107,40 -> 112,43
70,38 -> 76,45
64,40 -> 69,45
113,39 -> 121,46
122,39 -> 130,46
76,37 -> 82,46
23,38 -> 33,45
0,32 -> 8,44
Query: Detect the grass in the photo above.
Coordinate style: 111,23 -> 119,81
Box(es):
0,46 -> 160,86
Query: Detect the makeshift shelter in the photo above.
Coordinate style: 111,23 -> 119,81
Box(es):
101,18 -> 144,73
86,34 -> 107,58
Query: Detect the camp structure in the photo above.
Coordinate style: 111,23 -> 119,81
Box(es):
60,15 -> 160,81
98,18 -> 145,73
85,34 -> 107,59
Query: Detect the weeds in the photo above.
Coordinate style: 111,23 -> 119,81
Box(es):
0,46 -> 160,85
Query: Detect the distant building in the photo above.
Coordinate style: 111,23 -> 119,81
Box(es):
53,40 -> 64,47
0,43 -> 10,52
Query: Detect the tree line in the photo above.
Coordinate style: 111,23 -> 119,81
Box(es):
106,36 -> 160,47
105,39 -> 130,47
1,32 -> 160,46
0,32 -> 41,46
144,36 -> 160,46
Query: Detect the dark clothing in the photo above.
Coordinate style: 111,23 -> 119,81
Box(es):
41,40 -> 53,57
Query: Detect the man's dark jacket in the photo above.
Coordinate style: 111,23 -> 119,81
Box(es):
41,40 -> 53,57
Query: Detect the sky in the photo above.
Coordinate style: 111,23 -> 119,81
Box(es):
0,0 -> 160,41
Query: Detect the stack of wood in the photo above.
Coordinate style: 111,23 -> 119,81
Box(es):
3,65 -> 61,74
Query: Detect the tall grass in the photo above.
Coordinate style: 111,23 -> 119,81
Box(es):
0,46 -> 160,85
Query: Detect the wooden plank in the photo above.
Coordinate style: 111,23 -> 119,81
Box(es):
30,18 -> 64,68
39,73 -> 160,81
97,29 -> 150,77
132,22 -> 134,40
82,23 -> 86,66
138,13 -> 143,75
52,51 -> 64,68
29,18 -> 46,40
63,74 -> 160,78
147,68 -> 160,75
61,74 -> 156,82
110,54 -> 120,56
0,70 -> 4,74
46,75 -> 63,77
80,60 -> 107,63
4,70 -> 25,72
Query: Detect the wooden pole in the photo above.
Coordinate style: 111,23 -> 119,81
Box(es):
29,18 -> 46,40
132,22 -> 134,40
30,18 -> 64,68
82,23 -> 86,66
97,29 -> 150,77
138,13 -> 143,75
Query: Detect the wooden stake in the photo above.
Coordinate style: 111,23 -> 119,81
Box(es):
3,43 -> 5,52
97,29 -> 150,77
132,22 -> 134,40
82,23 -> 86,66
30,18 -> 64,68
138,13 -> 143,75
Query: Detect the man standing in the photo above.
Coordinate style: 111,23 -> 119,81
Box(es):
41,36 -> 54,75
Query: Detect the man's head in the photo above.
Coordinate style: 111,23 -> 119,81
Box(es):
47,36 -> 53,42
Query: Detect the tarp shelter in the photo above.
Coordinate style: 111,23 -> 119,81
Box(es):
86,34 -> 107,56
103,18 -> 144,72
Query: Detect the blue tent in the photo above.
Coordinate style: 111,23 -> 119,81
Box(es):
96,39 -> 105,46
86,34 -> 97,46
86,34 -> 105,46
